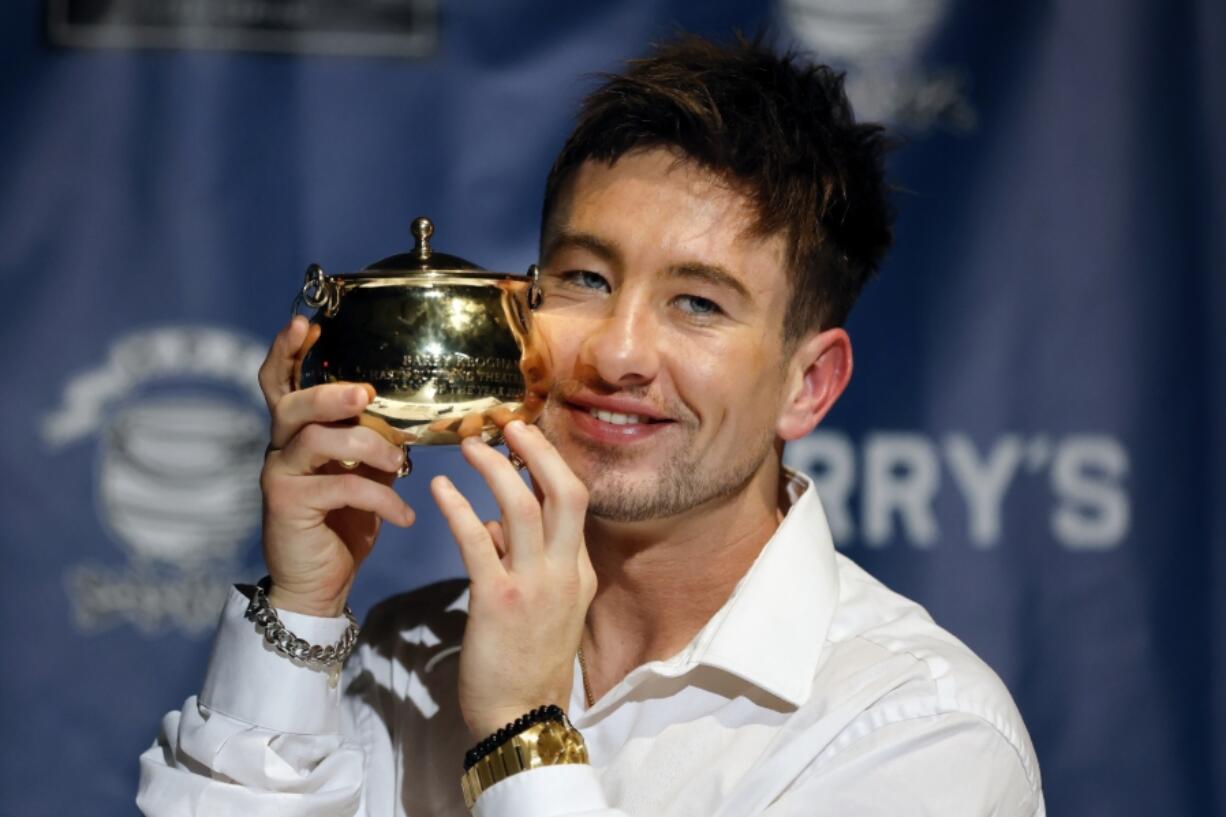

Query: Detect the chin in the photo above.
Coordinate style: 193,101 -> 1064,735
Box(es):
585,490 -> 674,523
562,460 -> 664,520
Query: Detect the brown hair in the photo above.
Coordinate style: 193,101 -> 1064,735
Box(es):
542,34 -> 894,338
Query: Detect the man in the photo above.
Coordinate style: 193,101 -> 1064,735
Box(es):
139,36 -> 1044,816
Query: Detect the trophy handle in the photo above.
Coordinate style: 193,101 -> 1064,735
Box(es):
527,264 -> 543,310
291,263 -> 342,319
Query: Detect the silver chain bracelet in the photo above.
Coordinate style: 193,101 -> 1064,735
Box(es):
245,577 -> 360,667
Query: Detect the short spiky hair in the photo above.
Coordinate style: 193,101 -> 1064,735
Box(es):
541,35 -> 894,338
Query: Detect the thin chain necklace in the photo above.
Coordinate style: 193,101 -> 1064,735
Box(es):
577,645 -> 595,708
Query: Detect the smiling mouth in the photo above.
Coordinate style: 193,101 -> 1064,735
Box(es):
560,401 -> 676,442
585,407 -> 668,426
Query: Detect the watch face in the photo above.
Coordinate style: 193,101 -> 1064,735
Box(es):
535,721 -> 568,765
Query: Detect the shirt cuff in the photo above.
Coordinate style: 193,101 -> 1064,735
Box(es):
199,585 -> 352,735
472,764 -> 609,817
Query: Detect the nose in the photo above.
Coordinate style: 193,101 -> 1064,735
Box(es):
577,294 -> 660,388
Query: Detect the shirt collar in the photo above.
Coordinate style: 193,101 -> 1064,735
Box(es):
653,468 -> 839,708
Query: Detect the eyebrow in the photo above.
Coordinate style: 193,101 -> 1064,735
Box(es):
542,230 -> 621,267
667,262 -> 753,303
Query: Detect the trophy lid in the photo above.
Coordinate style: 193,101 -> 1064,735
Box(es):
363,216 -> 486,274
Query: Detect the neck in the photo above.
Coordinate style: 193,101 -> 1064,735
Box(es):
579,459 -> 786,703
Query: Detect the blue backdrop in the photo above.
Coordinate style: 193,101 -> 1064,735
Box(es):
2,1 -> 1222,815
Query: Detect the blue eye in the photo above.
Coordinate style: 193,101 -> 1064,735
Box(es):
675,294 -> 721,316
566,270 -> 610,292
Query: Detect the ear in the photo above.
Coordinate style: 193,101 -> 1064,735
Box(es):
776,328 -> 853,442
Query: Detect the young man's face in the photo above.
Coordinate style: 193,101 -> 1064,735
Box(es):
534,148 -> 803,522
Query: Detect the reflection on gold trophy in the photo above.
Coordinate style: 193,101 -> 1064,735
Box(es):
291,216 -> 552,475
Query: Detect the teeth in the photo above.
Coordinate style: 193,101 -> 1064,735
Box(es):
589,408 -> 646,425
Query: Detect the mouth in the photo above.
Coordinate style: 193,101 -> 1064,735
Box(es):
560,398 -> 676,444
584,407 -> 665,426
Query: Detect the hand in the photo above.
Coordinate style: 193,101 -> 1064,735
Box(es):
258,316 -> 416,617
430,420 -> 596,739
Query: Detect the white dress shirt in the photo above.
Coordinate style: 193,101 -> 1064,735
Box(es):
138,471 -> 1045,816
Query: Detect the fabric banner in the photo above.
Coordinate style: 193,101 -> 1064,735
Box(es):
2,1 -> 1221,815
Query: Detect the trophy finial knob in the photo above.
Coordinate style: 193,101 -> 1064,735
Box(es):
411,217 -> 434,260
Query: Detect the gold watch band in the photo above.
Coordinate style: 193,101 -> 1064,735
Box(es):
460,718 -> 589,809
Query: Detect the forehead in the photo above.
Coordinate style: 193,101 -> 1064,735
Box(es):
548,149 -> 789,297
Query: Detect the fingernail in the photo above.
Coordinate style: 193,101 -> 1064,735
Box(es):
505,419 -> 526,435
349,386 -> 367,407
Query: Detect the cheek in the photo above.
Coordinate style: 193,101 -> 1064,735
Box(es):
729,339 -> 789,427
671,334 -> 777,424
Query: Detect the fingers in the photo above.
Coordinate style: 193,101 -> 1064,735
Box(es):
314,474 -> 415,527
443,422 -> 588,574
515,392 -> 546,423
270,382 -> 375,450
502,420 -> 588,560
265,472 -> 415,528
275,423 -> 406,476
486,405 -> 515,428
485,520 -> 508,558
431,476 -> 504,584
427,407 -> 511,438
259,317 -> 312,410
293,323 -> 323,392
357,413 -> 416,447
427,416 -> 461,434
458,412 -> 485,439
460,436 -> 545,572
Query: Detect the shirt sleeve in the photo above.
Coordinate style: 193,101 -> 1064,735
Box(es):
472,765 -> 614,817
136,586 -> 369,817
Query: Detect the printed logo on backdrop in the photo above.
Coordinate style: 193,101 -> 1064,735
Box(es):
41,326 -> 269,637
782,0 -> 977,132
46,0 -> 438,58
785,431 -> 1131,550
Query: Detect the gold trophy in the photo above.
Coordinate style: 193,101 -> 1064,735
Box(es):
291,217 -> 550,476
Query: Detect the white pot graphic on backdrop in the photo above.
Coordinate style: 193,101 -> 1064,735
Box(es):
42,325 -> 269,635
99,398 -> 264,567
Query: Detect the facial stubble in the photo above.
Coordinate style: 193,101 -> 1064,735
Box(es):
537,406 -> 778,523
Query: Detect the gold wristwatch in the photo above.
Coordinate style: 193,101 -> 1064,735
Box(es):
460,718 -> 589,808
